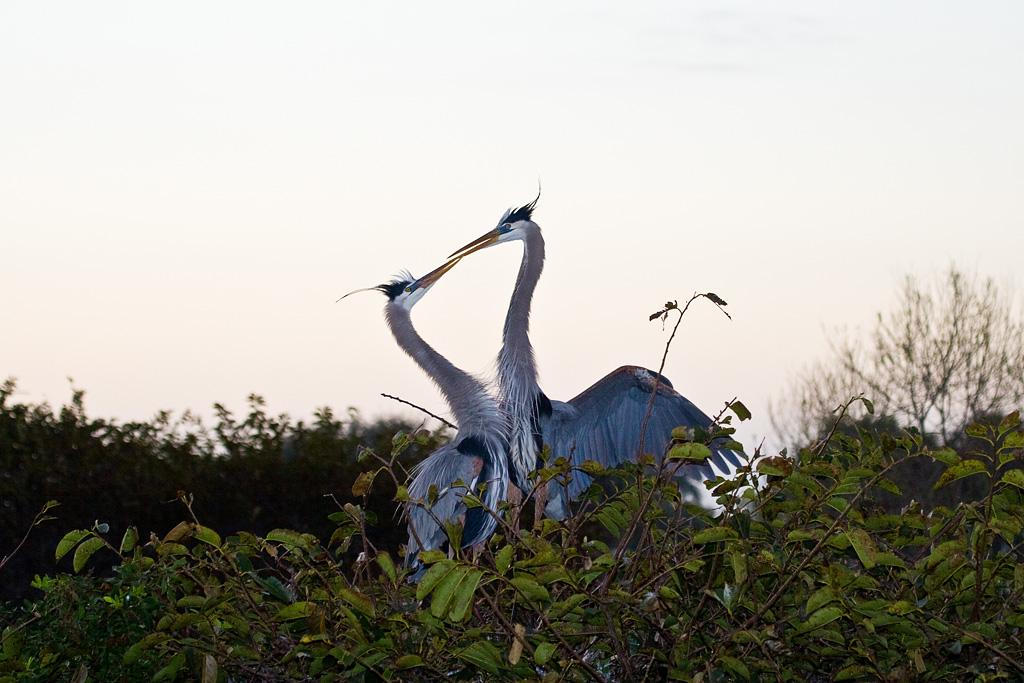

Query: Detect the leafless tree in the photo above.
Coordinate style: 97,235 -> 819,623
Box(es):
772,267 -> 1024,449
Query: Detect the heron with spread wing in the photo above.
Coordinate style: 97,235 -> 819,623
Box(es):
344,260 -> 509,575
440,194 -> 743,521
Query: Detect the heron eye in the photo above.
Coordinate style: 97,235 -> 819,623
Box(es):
405,286 -> 412,293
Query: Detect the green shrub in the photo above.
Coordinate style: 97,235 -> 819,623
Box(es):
4,400 -> 1023,681
0,379 -> 443,604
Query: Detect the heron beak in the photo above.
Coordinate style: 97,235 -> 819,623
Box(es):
447,228 -> 502,259
416,256 -> 463,290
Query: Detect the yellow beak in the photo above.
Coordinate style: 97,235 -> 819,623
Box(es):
416,255 -> 463,289
447,228 -> 502,259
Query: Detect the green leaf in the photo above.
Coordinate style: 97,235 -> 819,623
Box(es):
550,593 -> 588,619
693,526 -> 738,544
352,470 -> 375,497
874,552 -> 906,568
176,595 -> 206,609
659,585 -> 681,601
122,633 -> 172,665
925,540 -> 966,570
998,410 -> 1021,436
1002,430 -> 1024,449
252,574 -> 293,602
844,528 -> 878,570
395,654 -> 423,669
787,472 -> 824,493
72,536 -> 105,573
929,446 -> 958,466
266,529 -> 311,550
457,641 -> 504,676
55,529 -> 90,562
431,567 -> 469,619
376,551 -> 397,583
935,459 -> 987,489
806,587 -> 836,614
119,528 -> 139,554
415,560 -> 455,601
274,602 -> 314,621
152,652 -> 185,683
861,396 -> 874,415
534,641 -> 557,665
201,654 -> 217,683
448,569 -> 484,623
719,655 -> 751,680
797,605 -> 843,633
757,456 -> 793,477
496,545 -> 514,575
999,469 -> 1024,491
193,526 -> 221,547
835,665 -> 873,681
825,496 -> 849,514
416,549 -> 448,565
729,400 -> 752,421
510,577 -> 550,603
965,423 -> 988,438
730,550 -> 748,586
339,588 -> 376,617
872,476 -> 902,496
668,443 -> 712,461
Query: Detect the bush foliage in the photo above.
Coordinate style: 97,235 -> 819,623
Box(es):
0,379 -> 442,604
3,388 -> 1024,681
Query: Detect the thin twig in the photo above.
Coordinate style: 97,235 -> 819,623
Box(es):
381,393 -> 455,429
610,293 -> 732,575
0,501 -> 57,572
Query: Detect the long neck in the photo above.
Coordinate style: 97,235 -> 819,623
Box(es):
384,304 -> 500,439
498,225 -> 544,399
498,225 -> 546,486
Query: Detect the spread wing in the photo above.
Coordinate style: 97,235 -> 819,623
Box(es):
543,365 -> 743,504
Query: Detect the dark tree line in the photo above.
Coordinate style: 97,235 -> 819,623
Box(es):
0,380 -> 444,603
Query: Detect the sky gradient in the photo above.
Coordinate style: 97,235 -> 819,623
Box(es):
3,2 -> 1023,452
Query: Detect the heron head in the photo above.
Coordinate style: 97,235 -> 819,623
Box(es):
338,258 -> 462,310
447,191 -> 541,260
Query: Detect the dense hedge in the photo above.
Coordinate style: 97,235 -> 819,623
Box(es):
3,387 -> 1024,681
0,379 -> 443,604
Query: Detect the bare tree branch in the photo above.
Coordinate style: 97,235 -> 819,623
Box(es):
772,266 -> 1024,449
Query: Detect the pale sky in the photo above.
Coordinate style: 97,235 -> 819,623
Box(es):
2,2 -> 1022,454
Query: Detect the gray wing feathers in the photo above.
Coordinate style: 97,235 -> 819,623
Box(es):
544,366 -> 742,503
404,443 -> 488,567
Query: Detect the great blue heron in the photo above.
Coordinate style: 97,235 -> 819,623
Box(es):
344,260 -> 509,575
442,195 -> 743,521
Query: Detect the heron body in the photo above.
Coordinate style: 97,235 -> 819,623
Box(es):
371,268 -> 509,574
448,197 -> 743,520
